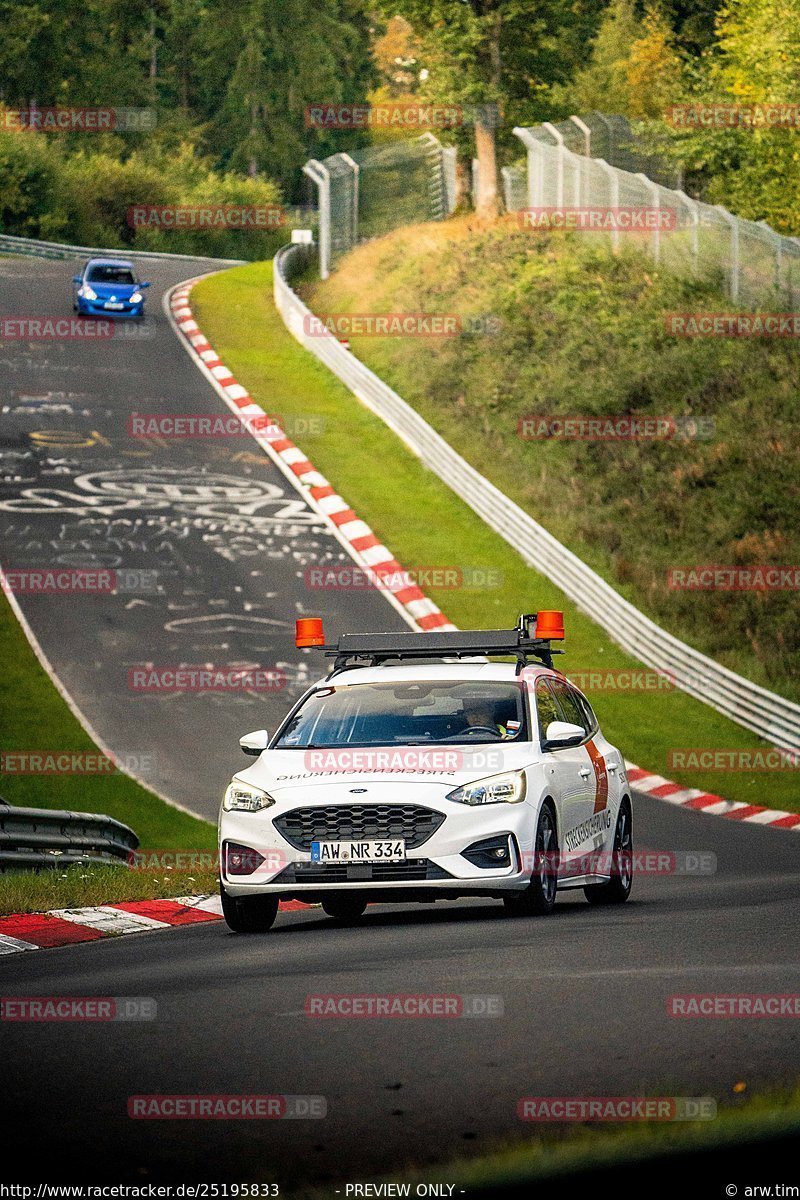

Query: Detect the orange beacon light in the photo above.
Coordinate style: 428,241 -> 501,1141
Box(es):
534,610 -> 565,641
295,617 -> 325,648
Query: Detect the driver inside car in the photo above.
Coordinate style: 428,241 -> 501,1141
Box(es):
462,699 -> 508,738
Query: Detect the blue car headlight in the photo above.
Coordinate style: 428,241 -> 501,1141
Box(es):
130,291 -> 143,304
78,285 -> 97,301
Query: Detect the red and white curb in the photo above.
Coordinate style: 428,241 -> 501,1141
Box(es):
626,763 -> 800,830
0,894 -> 319,956
168,279 -> 800,838
168,281 -> 455,634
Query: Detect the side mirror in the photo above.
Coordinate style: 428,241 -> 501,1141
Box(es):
543,720 -> 585,749
72,276 -> 82,284
139,281 -> 151,288
239,729 -> 269,756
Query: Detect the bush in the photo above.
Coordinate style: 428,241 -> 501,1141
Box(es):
0,123 -> 287,259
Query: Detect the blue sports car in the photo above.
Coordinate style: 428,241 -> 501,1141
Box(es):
72,258 -> 150,318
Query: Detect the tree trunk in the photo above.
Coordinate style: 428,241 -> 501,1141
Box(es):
473,10 -> 503,216
474,115 -> 500,216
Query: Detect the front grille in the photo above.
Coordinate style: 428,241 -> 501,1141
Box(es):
272,860 -> 453,885
273,804 -> 445,852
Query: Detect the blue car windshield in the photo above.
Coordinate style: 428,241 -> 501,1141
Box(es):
87,266 -> 136,285
274,681 -> 528,747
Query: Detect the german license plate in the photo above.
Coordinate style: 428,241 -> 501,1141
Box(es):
311,839 -> 406,864
105,302 -> 125,310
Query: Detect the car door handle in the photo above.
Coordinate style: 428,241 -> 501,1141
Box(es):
607,763 -> 618,772
579,768 -> 591,778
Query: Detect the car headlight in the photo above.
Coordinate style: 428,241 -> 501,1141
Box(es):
446,770 -> 527,806
130,291 -> 143,303
223,782 -> 275,812
79,285 -> 97,300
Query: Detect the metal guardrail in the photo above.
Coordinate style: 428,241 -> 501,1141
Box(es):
274,243 -> 800,753
0,232 -> 246,265
0,805 -> 139,872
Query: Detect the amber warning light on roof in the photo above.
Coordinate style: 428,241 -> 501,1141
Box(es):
534,611 -> 565,640
296,617 -> 326,648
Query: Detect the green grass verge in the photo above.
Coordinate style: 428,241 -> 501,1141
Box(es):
0,861 -> 218,917
307,217 -> 800,705
287,1087 -> 800,1198
191,260 -> 798,812
0,588 -> 216,852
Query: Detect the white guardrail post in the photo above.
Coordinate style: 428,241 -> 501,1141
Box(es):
273,243 -> 800,754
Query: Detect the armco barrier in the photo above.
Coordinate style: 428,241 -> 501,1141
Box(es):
273,243 -> 800,754
0,231 -> 246,265
0,805 -> 139,872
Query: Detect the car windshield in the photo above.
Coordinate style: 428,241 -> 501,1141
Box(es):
274,681 -> 528,748
86,265 -> 136,285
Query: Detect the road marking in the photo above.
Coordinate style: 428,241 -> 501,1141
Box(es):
0,933 -> 39,954
50,906 -> 172,933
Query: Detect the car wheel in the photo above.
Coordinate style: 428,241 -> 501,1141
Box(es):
503,801 -> 558,916
584,800 -> 633,906
321,895 -> 368,925
219,882 -> 279,932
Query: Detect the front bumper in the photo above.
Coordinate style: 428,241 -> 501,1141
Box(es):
219,791 -> 537,899
76,298 -> 144,318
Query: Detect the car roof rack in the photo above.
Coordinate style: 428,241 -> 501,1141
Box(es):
298,613 -> 565,675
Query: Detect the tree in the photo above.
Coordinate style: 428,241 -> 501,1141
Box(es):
371,1 -> 529,215
550,0 -> 644,115
201,0 -> 376,197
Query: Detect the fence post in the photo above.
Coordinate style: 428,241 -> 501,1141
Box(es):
757,219 -> 784,300
416,132 -> 448,219
339,152 -> 360,248
569,114 -> 591,157
714,205 -> 740,301
676,189 -> 700,277
636,172 -> 661,265
596,159 -> 620,255
513,126 -> 550,211
542,121 -> 564,207
569,116 -> 592,205
501,166 -> 512,212
788,238 -> 800,307
442,146 -> 458,214
593,111 -> 615,162
302,159 -> 331,280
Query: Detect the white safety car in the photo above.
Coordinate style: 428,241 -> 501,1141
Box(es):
218,613 -> 633,931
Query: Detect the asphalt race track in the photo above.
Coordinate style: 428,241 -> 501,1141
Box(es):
0,255 -> 411,813
1,255 -> 798,1190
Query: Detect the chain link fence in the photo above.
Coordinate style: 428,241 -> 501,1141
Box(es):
302,113 -> 800,305
303,134 -> 456,278
507,114 -> 800,307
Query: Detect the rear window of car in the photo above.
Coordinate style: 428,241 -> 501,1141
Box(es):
87,265 -> 136,285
